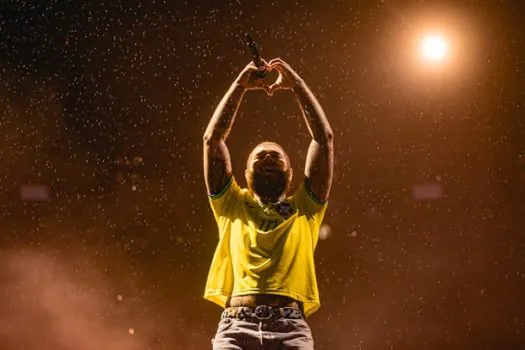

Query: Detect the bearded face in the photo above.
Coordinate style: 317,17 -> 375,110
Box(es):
245,143 -> 292,203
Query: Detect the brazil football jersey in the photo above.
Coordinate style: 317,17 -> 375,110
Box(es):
204,176 -> 328,317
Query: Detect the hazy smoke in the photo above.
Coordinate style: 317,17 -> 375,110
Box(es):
0,248 -> 152,350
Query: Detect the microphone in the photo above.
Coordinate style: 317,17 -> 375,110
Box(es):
245,33 -> 268,78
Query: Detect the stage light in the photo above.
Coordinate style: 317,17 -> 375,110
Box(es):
421,34 -> 448,62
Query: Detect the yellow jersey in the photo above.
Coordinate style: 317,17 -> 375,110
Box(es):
203,176 -> 328,317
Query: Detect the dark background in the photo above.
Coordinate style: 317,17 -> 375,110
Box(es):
1,1 -> 524,349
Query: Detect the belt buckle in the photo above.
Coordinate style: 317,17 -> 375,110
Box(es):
254,305 -> 273,320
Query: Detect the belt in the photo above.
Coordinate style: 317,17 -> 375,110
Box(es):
222,305 -> 304,322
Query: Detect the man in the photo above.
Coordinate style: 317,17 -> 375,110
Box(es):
203,57 -> 334,349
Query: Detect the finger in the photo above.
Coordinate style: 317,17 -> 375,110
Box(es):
269,58 -> 293,73
256,84 -> 272,95
267,57 -> 284,66
268,64 -> 286,78
249,58 -> 269,72
246,81 -> 267,91
268,76 -> 285,94
247,62 -> 259,71
262,84 -> 271,95
256,65 -> 268,75
269,63 -> 290,78
268,62 -> 284,71
268,63 -> 283,73
268,83 -> 284,95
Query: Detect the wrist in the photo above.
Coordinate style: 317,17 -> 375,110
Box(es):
291,78 -> 306,91
231,82 -> 247,93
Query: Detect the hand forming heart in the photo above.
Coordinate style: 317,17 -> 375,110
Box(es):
235,58 -> 303,96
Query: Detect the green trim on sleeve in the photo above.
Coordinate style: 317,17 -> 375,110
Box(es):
208,176 -> 233,199
303,178 -> 327,205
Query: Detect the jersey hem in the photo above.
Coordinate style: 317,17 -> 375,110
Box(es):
231,288 -> 318,303
205,288 -> 320,317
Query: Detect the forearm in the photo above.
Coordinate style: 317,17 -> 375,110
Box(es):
204,83 -> 246,141
292,81 -> 333,144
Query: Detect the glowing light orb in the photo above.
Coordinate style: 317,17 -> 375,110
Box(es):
421,34 -> 448,61
319,224 -> 332,240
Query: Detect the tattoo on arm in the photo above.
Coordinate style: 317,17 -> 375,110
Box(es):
203,84 -> 246,195
292,81 -> 334,202
203,139 -> 232,195
206,84 -> 246,140
292,82 -> 332,143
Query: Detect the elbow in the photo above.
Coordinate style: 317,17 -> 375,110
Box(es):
203,130 -> 215,143
203,132 -> 221,148
325,130 -> 334,143
319,129 -> 334,146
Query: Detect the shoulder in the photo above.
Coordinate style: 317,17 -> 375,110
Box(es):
289,178 -> 328,217
208,176 -> 251,204
291,178 -> 327,204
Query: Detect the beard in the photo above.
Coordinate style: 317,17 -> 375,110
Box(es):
247,168 -> 290,202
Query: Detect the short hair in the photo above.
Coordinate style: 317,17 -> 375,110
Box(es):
246,141 -> 290,169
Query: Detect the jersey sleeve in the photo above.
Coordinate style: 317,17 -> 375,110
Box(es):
208,175 -> 243,221
292,178 -> 329,224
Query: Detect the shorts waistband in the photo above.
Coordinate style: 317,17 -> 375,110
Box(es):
222,305 -> 304,322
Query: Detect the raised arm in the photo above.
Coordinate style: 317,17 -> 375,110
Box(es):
268,58 -> 334,202
203,61 -> 269,195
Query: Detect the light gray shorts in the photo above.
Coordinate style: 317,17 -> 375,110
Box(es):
212,315 -> 315,350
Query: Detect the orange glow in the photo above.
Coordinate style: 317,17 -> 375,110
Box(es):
421,34 -> 449,61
